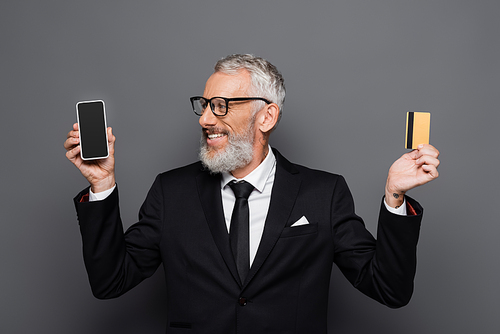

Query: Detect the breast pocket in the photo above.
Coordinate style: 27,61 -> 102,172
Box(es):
279,223 -> 318,238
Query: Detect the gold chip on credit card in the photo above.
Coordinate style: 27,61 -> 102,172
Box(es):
405,112 -> 431,149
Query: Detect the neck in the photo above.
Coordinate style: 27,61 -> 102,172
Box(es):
231,143 -> 269,179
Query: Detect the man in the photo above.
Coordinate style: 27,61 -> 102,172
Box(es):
64,54 -> 440,333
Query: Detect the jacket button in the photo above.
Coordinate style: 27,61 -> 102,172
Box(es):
238,297 -> 247,306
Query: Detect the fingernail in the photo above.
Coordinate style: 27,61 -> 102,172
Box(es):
418,144 -> 424,149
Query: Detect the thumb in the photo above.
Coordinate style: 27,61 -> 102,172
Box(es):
406,149 -> 419,160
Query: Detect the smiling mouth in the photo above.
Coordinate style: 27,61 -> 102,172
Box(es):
208,133 -> 226,139
204,127 -> 229,141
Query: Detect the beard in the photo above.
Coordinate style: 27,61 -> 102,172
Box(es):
199,118 -> 256,174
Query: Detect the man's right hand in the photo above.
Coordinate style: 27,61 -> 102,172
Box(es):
64,123 -> 116,193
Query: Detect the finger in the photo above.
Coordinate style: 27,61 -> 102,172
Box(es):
416,144 -> 440,158
67,123 -> 79,138
106,127 -> 116,154
415,149 -> 439,161
416,155 -> 440,168
67,129 -> 80,139
107,127 -> 114,143
405,149 -> 420,160
64,136 -> 80,150
65,144 -> 81,161
422,143 -> 439,153
421,164 -> 439,179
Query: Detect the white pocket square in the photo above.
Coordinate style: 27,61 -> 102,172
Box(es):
290,216 -> 310,227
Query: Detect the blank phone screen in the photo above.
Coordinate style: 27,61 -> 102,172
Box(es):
77,100 -> 108,160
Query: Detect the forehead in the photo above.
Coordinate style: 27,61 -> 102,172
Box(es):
203,70 -> 253,98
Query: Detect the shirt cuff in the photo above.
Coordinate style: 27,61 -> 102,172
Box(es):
384,196 -> 407,216
89,185 -> 116,202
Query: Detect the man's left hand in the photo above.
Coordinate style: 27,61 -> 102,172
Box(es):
385,144 -> 440,208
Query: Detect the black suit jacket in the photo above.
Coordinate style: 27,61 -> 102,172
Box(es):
74,149 -> 422,333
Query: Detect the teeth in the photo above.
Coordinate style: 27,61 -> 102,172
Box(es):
208,133 -> 225,139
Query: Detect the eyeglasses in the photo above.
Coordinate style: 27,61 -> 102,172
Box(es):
190,96 -> 272,117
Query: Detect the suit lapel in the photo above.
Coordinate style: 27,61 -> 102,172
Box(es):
243,149 -> 301,288
196,169 -> 242,286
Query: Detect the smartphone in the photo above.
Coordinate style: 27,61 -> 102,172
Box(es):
76,100 -> 109,160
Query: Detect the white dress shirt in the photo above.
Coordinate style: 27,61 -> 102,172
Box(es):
221,147 -> 276,266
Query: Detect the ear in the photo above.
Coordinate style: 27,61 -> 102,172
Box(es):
257,103 -> 280,134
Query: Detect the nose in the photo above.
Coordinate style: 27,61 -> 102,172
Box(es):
199,106 -> 217,128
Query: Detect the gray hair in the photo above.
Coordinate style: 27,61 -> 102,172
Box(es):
214,54 -> 286,128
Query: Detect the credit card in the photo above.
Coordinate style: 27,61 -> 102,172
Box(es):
405,111 -> 431,149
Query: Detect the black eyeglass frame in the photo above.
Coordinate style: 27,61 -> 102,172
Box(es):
189,96 -> 272,116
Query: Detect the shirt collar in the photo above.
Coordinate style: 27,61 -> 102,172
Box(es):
221,146 -> 276,193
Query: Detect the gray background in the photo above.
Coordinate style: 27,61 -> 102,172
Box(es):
1,1 -> 499,333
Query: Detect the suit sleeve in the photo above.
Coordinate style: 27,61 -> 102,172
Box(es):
332,176 -> 422,308
74,175 -> 164,299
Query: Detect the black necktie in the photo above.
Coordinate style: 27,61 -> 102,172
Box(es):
229,180 -> 254,283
